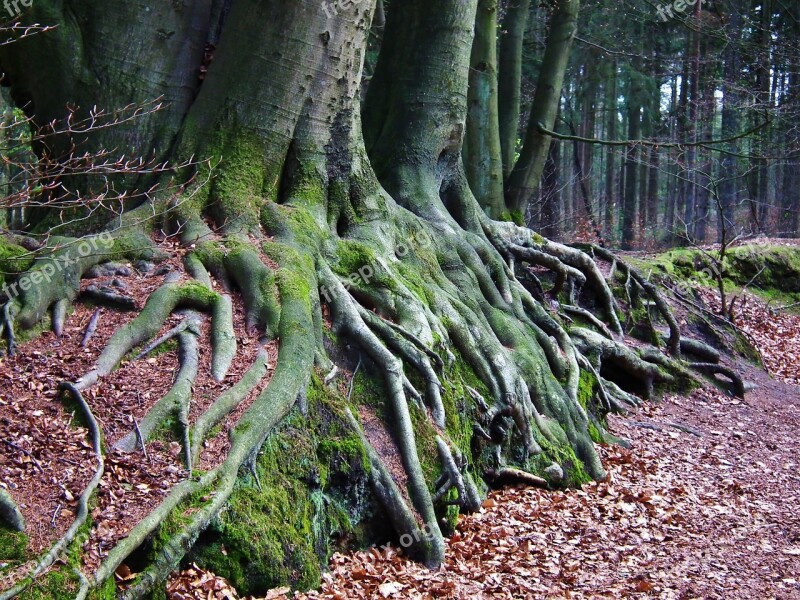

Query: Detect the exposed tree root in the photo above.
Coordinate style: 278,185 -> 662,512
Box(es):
320,263 -> 445,566
2,303 -> 16,357
115,311 -> 202,469
688,362 -> 746,398
571,327 -> 667,401
485,467 -> 549,490
0,488 -> 25,532
344,409 -> 437,565
80,309 -> 101,347
74,282 -> 220,391
190,348 -> 270,465
79,285 -> 138,311
210,294 -> 236,382
358,306 -> 446,428
561,305 -> 615,340
434,436 -> 481,511
584,244 -> 682,357
51,299 -> 68,338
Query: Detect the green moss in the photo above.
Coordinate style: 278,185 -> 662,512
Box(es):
189,376 -> 376,597
0,527 -> 28,567
87,576 -> 117,600
332,239 -> 377,279
16,568 -> 81,600
577,370 -> 594,411
348,366 -> 387,412
205,130 -> 267,232
526,434 -> 591,488
408,401 -> 442,485
497,210 -> 524,226
440,354 -> 488,462
177,280 -> 221,308
630,245 -> 800,308
0,238 -> 34,287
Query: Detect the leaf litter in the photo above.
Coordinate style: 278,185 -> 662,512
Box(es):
168,291 -> 800,599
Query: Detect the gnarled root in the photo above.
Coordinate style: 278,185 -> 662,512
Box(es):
688,362 -> 746,398
115,311 -> 202,470
485,467 -> 549,490
320,263 -> 445,566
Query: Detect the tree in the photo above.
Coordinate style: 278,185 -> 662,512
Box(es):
0,1 -> 716,597
506,0 -> 581,220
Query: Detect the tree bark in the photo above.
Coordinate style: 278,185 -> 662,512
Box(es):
498,0 -> 531,180
465,0 -> 506,219
505,0 -> 580,219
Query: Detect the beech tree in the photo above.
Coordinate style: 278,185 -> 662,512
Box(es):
0,1 -> 736,597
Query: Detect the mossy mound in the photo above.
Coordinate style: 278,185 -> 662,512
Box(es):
186,376 -> 381,597
630,244 -> 800,306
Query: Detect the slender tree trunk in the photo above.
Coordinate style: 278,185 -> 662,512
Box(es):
465,0 -> 506,218
540,138 -> 562,239
498,0 -> 531,180
604,63 -> 617,239
719,3 -> 742,240
505,0 -> 580,220
621,41 -> 643,250
693,35 -> 714,243
682,0 -> 702,242
622,86 -> 641,250
751,0 -> 772,232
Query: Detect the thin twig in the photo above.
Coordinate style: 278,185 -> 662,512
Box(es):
51,503 -> 62,528
347,355 -> 362,401
2,439 -> 44,473
133,418 -> 148,460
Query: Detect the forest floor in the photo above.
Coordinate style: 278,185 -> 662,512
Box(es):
169,286 -> 800,598
1,243 -> 799,599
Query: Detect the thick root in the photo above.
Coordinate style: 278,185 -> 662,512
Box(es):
210,294 -> 236,381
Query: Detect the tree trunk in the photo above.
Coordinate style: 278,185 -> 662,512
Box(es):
505,0 -> 580,220
465,0 -> 506,219
541,134 -> 562,239
622,63 -> 642,250
719,3 -> 743,240
604,62 -> 618,239
498,0 -> 531,180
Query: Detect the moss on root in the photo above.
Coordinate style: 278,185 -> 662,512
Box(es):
0,238 -> 34,289
0,527 -> 28,569
186,376 -> 378,597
